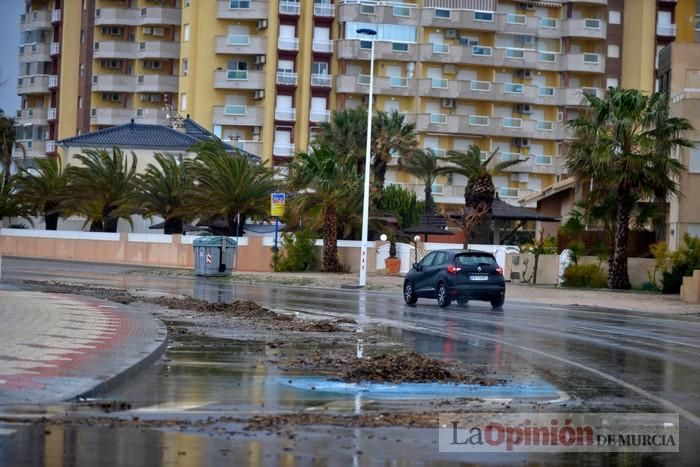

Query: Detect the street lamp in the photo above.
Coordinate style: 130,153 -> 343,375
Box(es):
357,27 -> 377,288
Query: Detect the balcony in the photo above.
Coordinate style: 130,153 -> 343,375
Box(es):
233,140 -> 263,157
279,1 -> 301,16
134,108 -> 170,125
311,74 -> 332,87
95,8 -> 139,26
138,7 -> 181,26
51,9 -> 61,23
657,23 -> 676,36
50,42 -> 60,56
17,75 -> 50,95
46,140 -> 56,153
20,10 -> 52,31
310,109 -> 330,123
14,140 -> 47,158
16,107 -> 48,126
213,70 -> 266,90
93,41 -> 138,59
48,107 -> 56,121
336,40 -> 418,62
314,3 -> 334,17
496,13 -> 561,38
409,114 -> 565,140
273,142 -> 295,157
275,108 -> 297,122
216,0 -> 269,19
418,8 -> 496,30
278,37 -> 299,52
562,53 -> 605,73
137,41 -> 180,59
215,35 -> 267,55
561,18 -> 607,39
90,108 -> 137,126
18,43 -> 50,62
338,3 -> 418,26
136,74 -> 179,93
312,38 -> 333,54
92,74 -> 137,92
561,87 -> 604,106
276,71 -> 298,86
335,74 -> 417,96
48,75 -> 58,89
212,105 -> 264,126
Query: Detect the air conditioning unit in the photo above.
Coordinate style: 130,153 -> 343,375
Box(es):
515,103 -> 532,114
444,29 -> 458,39
443,64 -> 457,74
441,98 -> 456,108
256,19 -> 268,30
515,69 -> 532,79
253,89 -> 265,100
513,137 -> 530,148
254,55 -> 266,65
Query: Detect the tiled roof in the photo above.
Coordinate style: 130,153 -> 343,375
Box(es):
59,118 -> 242,154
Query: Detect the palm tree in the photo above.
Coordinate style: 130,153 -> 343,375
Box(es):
0,172 -> 31,225
287,145 -> 362,272
398,148 -> 440,212
314,107 -> 367,165
371,110 -> 417,197
186,140 -> 275,236
14,156 -> 65,230
567,88 -> 692,289
0,117 -> 23,184
136,152 -> 193,234
62,147 -> 138,232
438,145 -> 526,247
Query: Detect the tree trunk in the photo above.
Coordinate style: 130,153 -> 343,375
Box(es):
471,209 -> 493,244
609,189 -> 632,290
533,253 -> 540,285
44,212 -> 59,231
164,217 -> 183,235
424,185 -> 433,212
226,213 -> 242,237
322,204 -> 340,272
90,220 -> 104,232
103,217 -> 119,233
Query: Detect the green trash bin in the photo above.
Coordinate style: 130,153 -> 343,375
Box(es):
193,236 -> 237,276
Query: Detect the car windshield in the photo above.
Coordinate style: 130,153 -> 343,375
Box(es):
455,254 -> 497,266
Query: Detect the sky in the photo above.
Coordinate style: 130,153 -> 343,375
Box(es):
0,0 -> 24,116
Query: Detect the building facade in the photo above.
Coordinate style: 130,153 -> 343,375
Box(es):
16,0 -> 689,209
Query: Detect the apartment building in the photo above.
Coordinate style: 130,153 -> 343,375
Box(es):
14,0 -> 181,165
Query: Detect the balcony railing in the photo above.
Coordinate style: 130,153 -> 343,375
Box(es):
278,37 -> 299,51
502,118 -> 522,128
506,13 -> 526,25
472,46 -> 492,56
311,74 -> 332,87
583,53 -> 600,64
657,23 -> 676,36
273,142 -> 295,157
275,108 -> 296,121
279,1 -> 301,15
312,39 -> 333,53
389,76 -> 407,88
469,115 -> 489,126
540,18 -> 557,28
357,74 -> 370,86
50,42 -> 60,55
431,78 -> 448,89
310,109 -> 330,123
537,121 -> 554,131
499,187 -> 519,198
584,18 -> 601,29
539,86 -> 555,97
224,104 -> 247,115
471,80 -> 491,91
430,113 -> 447,124
227,35 -> 250,45
227,69 -> 249,80
535,155 -> 552,165
276,71 -> 298,86
433,43 -> 449,54
504,82 -> 524,94
48,75 -> 58,88
47,107 -> 57,120
46,140 -> 56,153
51,9 -> 61,23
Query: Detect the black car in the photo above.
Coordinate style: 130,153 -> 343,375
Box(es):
403,250 -> 506,309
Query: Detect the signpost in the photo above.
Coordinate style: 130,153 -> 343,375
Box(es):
270,193 -> 286,263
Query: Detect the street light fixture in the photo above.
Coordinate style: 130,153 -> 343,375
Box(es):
357,27 -> 377,288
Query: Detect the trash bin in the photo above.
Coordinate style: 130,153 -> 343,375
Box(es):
193,236 -> 237,276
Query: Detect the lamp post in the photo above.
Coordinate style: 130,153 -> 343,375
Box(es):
357,27 -> 377,288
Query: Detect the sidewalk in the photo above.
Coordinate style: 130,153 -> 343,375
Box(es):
0,288 -> 167,404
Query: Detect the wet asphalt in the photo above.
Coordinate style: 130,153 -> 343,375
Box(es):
1,257 -> 699,466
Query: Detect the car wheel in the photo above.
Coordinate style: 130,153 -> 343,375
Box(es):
403,281 -> 418,305
457,297 -> 469,306
437,283 -> 451,308
490,295 -> 505,309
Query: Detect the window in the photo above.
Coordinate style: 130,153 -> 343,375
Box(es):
609,10 -> 621,24
419,253 -> 436,268
607,44 -> 619,58
474,11 -> 494,22
435,9 -> 450,19
181,93 -> 187,111
183,24 -> 190,42
345,22 -> 417,43
433,252 -> 449,266
229,0 -> 250,8
689,147 -> 700,173
182,58 -> 188,76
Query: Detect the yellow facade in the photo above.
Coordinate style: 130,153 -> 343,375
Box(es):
620,0 -> 657,93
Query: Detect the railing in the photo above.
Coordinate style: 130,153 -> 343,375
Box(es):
48,75 -> 58,88
276,71 -> 298,85
505,48 -> 525,59
506,13 -> 526,25
312,38 -> 333,53
51,9 -> 61,23
50,42 -> 60,55
657,23 -> 676,36
469,115 -> 489,126
47,108 -> 56,120
472,46 -> 492,56
499,187 -> 519,198
535,155 -> 552,165
584,18 -> 601,29
433,43 -> 449,54
224,104 -> 247,115
583,53 -> 600,64
46,140 -> 56,153
430,113 -> 447,124
537,121 -> 554,131
389,76 -> 408,87
227,69 -> 249,80
275,108 -> 296,121
310,109 -> 330,122
278,37 -> 299,51
539,52 -> 557,63
431,78 -> 448,89
471,80 -> 491,91
357,74 -> 371,85
273,142 -> 295,157
314,3 -> 334,16
504,82 -> 524,94
311,74 -> 332,87
502,118 -> 522,128
540,18 -> 557,28
227,35 -> 250,45
501,152 -> 522,161
424,147 -> 446,158
539,86 -> 555,97
279,1 -> 301,15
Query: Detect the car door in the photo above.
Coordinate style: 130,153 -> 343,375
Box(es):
414,252 -> 436,295
426,251 -> 449,296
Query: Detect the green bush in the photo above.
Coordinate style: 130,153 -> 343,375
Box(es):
562,264 -> 607,288
660,234 -> 700,294
274,229 -> 318,272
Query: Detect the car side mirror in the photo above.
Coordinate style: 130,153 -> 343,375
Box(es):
413,263 -> 421,271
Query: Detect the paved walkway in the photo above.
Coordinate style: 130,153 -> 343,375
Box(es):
0,288 -> 167,404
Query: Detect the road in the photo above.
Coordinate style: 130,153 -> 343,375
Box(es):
1,257 -> 700,466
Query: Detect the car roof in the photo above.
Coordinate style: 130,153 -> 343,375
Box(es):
430,249 -> 495,257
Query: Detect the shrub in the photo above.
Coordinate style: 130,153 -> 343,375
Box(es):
562,263 -> 607,288
274,229 -> 318,272
660,234 -> 700,294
